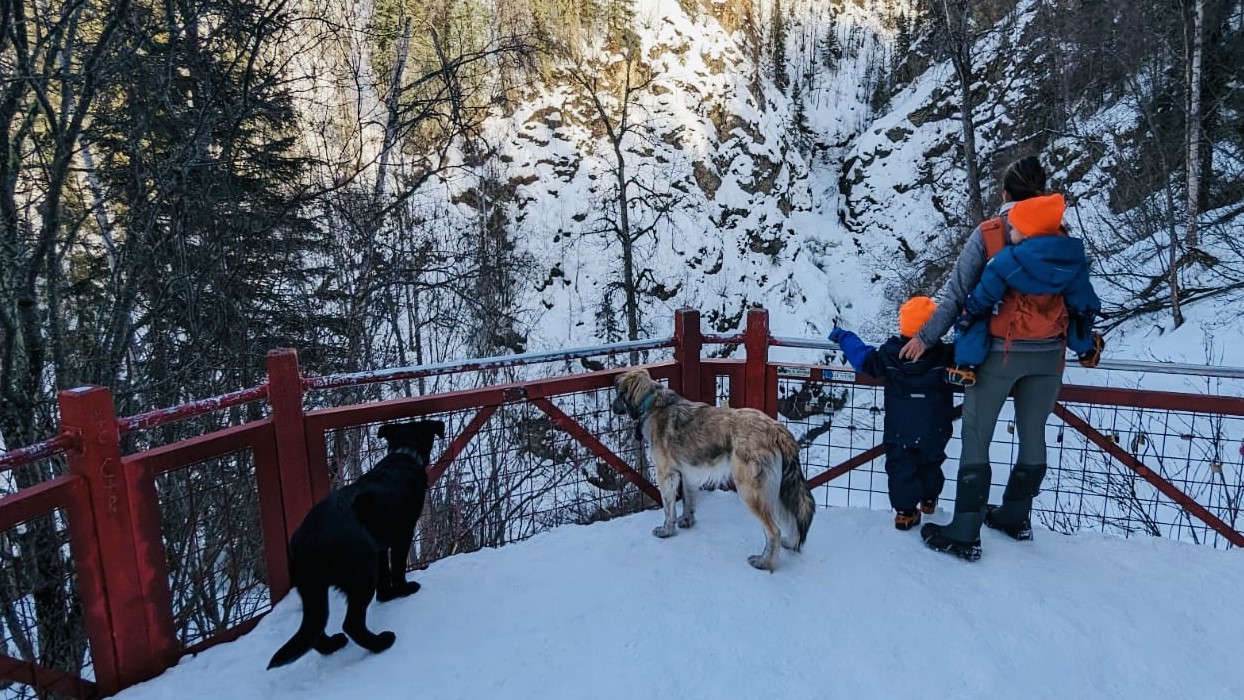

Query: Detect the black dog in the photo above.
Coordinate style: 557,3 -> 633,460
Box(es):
267,420 -> 444,669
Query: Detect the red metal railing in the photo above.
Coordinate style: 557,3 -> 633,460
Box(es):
0,307 -> 1240,700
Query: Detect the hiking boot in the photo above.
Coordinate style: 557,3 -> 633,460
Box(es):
919,498 -> 938,515
894,509 -> 922,531
920,522 -> 982,562
945,365 -> 977,387
985,505 -> 1033,541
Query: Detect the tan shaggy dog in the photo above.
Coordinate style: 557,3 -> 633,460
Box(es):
612,369 -> 815,570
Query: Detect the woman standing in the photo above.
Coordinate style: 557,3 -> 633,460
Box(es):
898,156 -> 1102,561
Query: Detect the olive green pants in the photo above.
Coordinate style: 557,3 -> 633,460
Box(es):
937,349 -> 1064,541
960,348 -> 1065,466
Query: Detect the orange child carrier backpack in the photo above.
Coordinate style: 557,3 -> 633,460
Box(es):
978,218 -> 1068,348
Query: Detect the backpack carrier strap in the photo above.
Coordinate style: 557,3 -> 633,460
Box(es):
980,217 -> 1007,259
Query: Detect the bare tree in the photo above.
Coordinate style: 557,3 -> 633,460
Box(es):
1185,0 -> 1205,250
937,0 -> 985,223
562,39 -> 689,345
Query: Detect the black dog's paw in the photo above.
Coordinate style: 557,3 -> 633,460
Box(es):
372,631 -> 396,653
315,633 -> 348,655
376,580 -> 420,602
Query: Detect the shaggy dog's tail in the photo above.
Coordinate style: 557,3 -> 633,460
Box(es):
267,581 -> 329,669
778,441 -> 815,550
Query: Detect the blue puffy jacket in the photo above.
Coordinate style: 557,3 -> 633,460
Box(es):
957,234 -> 1101,365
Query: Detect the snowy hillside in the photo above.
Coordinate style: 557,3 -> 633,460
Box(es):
114,493 -> 1244,700
405,0 -> 1244,368
250,0 -> 1244,371
418,0 -> 906,349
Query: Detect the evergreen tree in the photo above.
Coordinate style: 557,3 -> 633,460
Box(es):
92,0 -> 336,409
773,0 -> 789,92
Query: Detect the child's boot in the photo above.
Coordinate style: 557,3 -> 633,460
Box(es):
894,509 -> 922,531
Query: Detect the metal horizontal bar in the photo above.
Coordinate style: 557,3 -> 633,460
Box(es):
0,475 -> 81,532
1086,359 -> 1244,379
0,434 -> 78,473
0,649 -> 97,700
123,421 -> 273,476
303,337 -> 675,391
770,335 -> 838,350
117,384 -> 270,435
769,335 -> 1244,380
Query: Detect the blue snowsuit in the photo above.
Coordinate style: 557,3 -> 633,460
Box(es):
955,234 -> 1101,367
832,329 -> 957,512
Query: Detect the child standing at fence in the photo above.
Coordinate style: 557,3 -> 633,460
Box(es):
829,297 -> 957,531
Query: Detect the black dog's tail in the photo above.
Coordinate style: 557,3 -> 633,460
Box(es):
267,581 -> 329,669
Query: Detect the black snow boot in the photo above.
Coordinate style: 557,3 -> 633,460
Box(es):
984,463 -> 1046,541
921,463 -> 989,562
921,522 -> 982,562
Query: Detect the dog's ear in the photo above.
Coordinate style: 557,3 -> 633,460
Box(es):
377,423 -> 395,442
616,369 -> 640,391
414,423 -> 442,459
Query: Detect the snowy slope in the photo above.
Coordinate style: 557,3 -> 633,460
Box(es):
421,0 -> 907,349
117,493 -> 1244,700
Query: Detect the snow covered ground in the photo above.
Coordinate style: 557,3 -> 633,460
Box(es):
117,492 -> 1243,700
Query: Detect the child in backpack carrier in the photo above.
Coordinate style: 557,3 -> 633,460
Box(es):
947,193 -> 1104,387
829,297 -> 957,531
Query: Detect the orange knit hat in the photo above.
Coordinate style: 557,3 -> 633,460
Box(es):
1007,193 -> 1066,237
899,296 -> 937,338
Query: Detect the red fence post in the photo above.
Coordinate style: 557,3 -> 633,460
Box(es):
266,349 -> 318,556
743,308 -> 775,417
58,386 -> 178,691
674,308 -> 703,403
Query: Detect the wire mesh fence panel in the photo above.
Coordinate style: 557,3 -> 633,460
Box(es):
0,508 -> 94,700
154,450 -> 270,647
319,385 -> 660,572
1038,401 -> 1243,549
776,374 -> 897,510
542,385 -> 656,525
775,366 -> 1242,550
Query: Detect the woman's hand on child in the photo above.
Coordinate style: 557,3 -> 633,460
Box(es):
899,337 -> 926,360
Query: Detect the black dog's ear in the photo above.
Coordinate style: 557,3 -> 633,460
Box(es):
377,423 -> 395,441
429,420 -> 445,438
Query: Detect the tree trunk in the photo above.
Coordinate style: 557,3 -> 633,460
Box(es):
956,58 -> 985,223
941,0 -> 984,223
614,142 -> 639,343
375,19 -> 411,202
1170,219 -> 1185,327
1184,0 -> 1204,249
